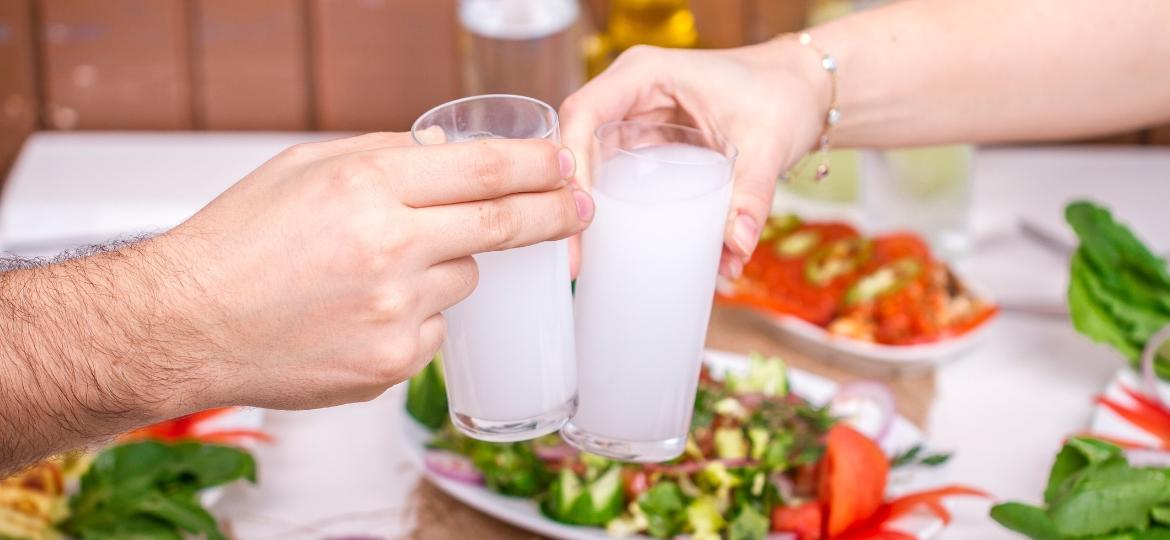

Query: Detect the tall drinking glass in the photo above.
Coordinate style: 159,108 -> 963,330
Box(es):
411,95 -> 576,442
562,121 -> 736,461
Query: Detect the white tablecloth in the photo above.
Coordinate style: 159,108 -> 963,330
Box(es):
3,132 -> 1169,539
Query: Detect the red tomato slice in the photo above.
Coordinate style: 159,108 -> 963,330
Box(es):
772,501 -> 823,540
868,233 -> 933,268
818,425 -> 889,538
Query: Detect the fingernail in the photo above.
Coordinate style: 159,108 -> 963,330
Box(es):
732,214 -> 759,256
574,189 -> 594,221
417,125 -> 446,145
558,148 -> 576,178
729,257 -> 744,279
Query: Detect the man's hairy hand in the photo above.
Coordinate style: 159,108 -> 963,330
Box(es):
0,132 -> 592,474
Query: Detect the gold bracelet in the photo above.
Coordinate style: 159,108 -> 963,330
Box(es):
780,32 -> 839,182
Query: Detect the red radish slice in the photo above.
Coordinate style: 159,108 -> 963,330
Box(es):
533,442 -> 579,462
423,451 -> 484,485
831,381 -> 896,442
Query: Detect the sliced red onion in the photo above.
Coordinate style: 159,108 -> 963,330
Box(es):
533,442 -> 579,462
737,392 -> 766,409
831,381 -> 896,442
651,458 -> 758,475
423,451 -> 484,485
1126,447 -> 1170,468
1140,324 -> 1170,408
769,470 -> 795,501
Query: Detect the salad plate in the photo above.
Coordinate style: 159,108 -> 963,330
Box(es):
717,215 -> 998,370
401,349 -> 951,539
760,307 -> 996,369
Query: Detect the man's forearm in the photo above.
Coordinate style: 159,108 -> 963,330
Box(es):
0,238 -> 219,474
811,0 -> 1170,147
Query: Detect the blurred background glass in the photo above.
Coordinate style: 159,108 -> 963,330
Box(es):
862,145 -> 974,260
459,0 -> 584,108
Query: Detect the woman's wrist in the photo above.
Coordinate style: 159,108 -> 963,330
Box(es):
735,35 -> 836,165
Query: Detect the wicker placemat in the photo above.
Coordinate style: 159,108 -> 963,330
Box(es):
408,306 -> 937,539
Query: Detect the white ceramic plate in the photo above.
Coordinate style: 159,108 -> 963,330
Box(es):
401,349 -> 951,539
762,307 -> 998,369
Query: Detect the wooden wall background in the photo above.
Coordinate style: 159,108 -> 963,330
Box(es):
0,0 -> 1167,183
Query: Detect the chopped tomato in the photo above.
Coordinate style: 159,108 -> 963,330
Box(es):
722,221 -> 861,325
772,501 -> 823,540
818,425 -> 889,538
868,233 -> 933,268
721,218 -> 996,345
621,468 -> 651,500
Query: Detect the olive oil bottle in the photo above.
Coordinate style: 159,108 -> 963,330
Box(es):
585,0 -> 697,77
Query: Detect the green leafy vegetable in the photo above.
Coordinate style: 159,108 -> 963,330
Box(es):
540,467 -> 625,526
1065,201 -> 1170,377
685,495 -> 726,540
890,443 -> 952,468
467,441 -> 547,497
405,355 -> 449,430
61,441 -> 255,540
638,481 -> 689,538
992,437 -> 1170,539
990,502 -> 1064,540
727,505 -> 769,540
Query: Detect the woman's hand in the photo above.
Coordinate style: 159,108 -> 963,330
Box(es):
560,40 -> 829,277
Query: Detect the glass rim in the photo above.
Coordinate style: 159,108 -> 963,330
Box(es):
593,120 -> 739,165
410,94 -> 560,144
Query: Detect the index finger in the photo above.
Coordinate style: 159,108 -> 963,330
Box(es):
558,46 -> 667,190
351,138 -> 576,207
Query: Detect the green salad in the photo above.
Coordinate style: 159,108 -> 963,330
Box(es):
406,354 -> 836,540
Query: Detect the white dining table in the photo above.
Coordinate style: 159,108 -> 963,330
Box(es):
2,132 -> 1168,540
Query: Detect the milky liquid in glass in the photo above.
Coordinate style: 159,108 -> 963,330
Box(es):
412,96 -> 576,443
442,240 -> 576,424
565,143 -> 732,459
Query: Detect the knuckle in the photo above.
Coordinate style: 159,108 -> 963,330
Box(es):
469,144 -> 509,193
556,190 -> 582,234
279,142 -> 316,161
325,165 -> 363,195
619,44 -> 659,63
479,199 -> 521,249
532,140 -> 562,181
559,93 -> 581,115
382,339 -> 423,382
450,257 -> 480,300
374,285 -> 418,317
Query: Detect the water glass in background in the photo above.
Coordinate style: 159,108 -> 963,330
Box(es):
861,145 -> 975,260
459,0 -> 583,108
411,95 -> 576,442
563,121 -> 736,462
773,149 -> 863,223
